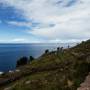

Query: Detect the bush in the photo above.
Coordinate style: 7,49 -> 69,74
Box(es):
16,57 -> 28,67
45,49 -> 49,54
29,56 -> 35,62
57,47 -> 60,51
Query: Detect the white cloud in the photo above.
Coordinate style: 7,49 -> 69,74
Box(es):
12,38 -> 26,42
1,0 -> 90,42
11,38 -> 46,43
0,38 -> 27,43
7,21 -> 32,27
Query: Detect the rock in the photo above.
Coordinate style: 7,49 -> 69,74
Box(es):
67,80 -> 73,87
9,70 -> 14,73
4,87 -> 12,90
15,69 -> 20,72
25,80 -> 31,84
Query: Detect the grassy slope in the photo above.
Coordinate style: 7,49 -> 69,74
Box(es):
1,40 -> 90,90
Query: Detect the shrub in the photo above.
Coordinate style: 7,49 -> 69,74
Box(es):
16,57 -> 28,67
45,49 -> 49,54
57,47 -> 60,51
29,56 -> 35,62
57,47 -> 63,53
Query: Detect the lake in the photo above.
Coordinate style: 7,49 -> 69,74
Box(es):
0,43 -> 76,72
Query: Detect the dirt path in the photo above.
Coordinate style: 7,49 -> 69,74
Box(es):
77,73 -> 90,90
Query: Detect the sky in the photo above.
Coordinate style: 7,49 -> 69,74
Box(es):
0,0 -> 90,43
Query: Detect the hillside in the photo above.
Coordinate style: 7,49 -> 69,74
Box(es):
0,39 -> 90,90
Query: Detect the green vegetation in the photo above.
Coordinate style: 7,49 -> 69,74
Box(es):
0,39 -> 90,90
16,56 -> 35,67
29,56 -> 35,62
45,49 -> 49,54
16,57 -> 28,67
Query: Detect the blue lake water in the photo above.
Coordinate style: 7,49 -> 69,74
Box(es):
0,43 -> 76,72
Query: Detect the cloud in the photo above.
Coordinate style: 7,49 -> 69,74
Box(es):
7,21 -> 32,27
12,38 -> 26,42
0,38 -> 27,43
7,21 -> 55,29
11,38 -> 47,43
0,0 -> 90,42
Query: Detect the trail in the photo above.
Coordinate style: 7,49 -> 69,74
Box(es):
77,73 -> 90,90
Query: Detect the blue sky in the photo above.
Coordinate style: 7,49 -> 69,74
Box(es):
0,0 -> 90,43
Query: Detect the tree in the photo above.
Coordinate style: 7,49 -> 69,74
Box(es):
57,47 -> 60,52
45,49 -> 49,54
68,45 -> 70,49
57,47 -> 63,53
16,57 -> 28,67
29,56 -> 34,62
